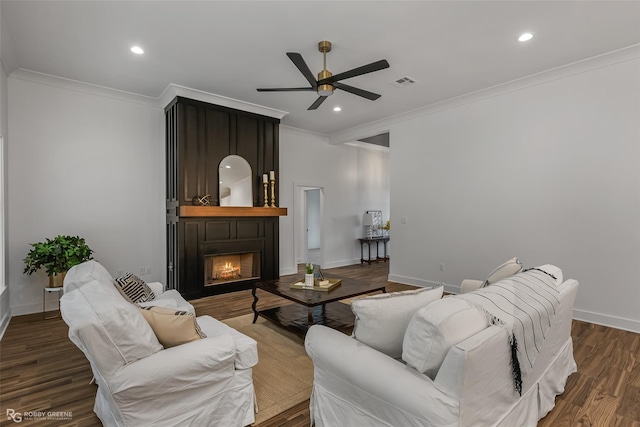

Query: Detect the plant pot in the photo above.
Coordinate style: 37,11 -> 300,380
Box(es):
304,273 -> 314,287
48,271 -> 67,288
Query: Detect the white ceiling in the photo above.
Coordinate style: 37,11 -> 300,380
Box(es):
2,1 -> 639,135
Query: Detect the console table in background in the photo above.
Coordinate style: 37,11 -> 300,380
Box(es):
358,237 -> 390,264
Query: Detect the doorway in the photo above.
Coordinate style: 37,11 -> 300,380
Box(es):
295,185 -> 324,269
305,188 -> 321,265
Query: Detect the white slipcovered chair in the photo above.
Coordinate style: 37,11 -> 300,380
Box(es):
61,260 -> 257,427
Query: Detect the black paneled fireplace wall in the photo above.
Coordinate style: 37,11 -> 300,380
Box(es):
165,96 -> 281,299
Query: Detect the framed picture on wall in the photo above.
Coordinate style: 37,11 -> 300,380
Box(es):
367,210 -> 383,237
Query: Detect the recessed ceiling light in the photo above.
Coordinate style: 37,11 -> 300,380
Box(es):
333,106 -> 342,112
518,33 -> 533,42
130,46 -> 144,54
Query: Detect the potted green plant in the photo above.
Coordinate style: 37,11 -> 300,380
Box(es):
305,263 -> 315,287
23,235 -> 94,287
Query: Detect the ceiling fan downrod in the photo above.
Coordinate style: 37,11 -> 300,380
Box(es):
317,41 -> 333,96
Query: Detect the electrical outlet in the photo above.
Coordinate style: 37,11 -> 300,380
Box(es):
139,267 -> 146,276
145,267 -> 151,275
439,263 -> 445,272
401,217 -> 408,224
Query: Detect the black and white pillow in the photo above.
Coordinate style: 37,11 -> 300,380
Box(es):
114,273 -> 155,303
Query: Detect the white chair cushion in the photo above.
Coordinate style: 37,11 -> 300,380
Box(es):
402,298 -> 487,378
351,286 -> 443,359
484,257 -> 523,286
61,280 -> 163,376
138,289 -> 195,315
146,282 -> 165,296
197,315 -> 258,370
64,260 -> 116,293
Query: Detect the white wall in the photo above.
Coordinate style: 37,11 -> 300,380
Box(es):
388,56 -> 640,332
0,4 -> 11,337
279,127 -> 390,273
357,145 -> 390,236
4,75 -> 392,315
8,74 -> 165,315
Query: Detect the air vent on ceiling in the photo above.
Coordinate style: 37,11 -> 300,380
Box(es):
391,76 -> 417,87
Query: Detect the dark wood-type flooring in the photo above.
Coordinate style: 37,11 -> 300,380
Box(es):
1,262 -> 639,426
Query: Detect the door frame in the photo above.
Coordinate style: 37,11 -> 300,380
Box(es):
294,182 -> 325,269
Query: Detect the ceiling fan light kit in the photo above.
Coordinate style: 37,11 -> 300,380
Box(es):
257,40 -> 389,110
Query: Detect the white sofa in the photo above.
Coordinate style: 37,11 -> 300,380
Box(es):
60,260 -> 257,427
305,267 -> 579,427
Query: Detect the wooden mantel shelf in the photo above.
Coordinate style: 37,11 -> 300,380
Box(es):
179,206 -> 288,217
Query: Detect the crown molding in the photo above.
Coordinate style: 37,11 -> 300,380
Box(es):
158,84 -> 288,119
9,69 -> 161,107
344,140 -> 389,153
10,70 -> 290,120
280,125 -> 329,140
329,44 -> 640,145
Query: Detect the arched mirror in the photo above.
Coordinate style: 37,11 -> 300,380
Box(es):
219,155 -> 252,206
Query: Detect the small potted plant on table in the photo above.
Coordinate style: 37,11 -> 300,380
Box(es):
305,263 -> 315,287
23,235 -> 94,287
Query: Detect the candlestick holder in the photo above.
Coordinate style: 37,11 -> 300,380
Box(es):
270,179 -> 276,207
263,182 -> 269,207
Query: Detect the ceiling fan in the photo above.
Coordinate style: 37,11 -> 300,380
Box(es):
257,41 -> 390,110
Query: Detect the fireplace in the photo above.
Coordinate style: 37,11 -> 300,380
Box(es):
165,97 -> 283,299
188,236 -> 272,297
204,251 -> 260,286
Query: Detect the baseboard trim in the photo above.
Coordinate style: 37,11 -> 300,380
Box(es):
573,309 -> 640,334
282,259 -> 362,276
323,259 -> 361,269
8,302 -> 42,317
280,267 -> 298,276
0,307 -> 11,341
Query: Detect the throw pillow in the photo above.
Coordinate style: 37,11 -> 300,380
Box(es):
526,264 -> 563,285
402,298 -> 488,378
138,306 -> 206,348
482,257 -> 523,287
114,273 -> 155,303
351,285 -> 443,359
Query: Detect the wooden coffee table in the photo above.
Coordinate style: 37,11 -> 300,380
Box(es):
252,275 -> 386,336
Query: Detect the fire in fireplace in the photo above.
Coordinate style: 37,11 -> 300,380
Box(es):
204,252 -> 260,286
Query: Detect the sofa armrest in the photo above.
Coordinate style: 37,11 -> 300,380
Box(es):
109,333 -> 237,400
460,279 -> 483,294
147,282 -> 165,296
305,325 -> 458,426
434,325 -> 516,426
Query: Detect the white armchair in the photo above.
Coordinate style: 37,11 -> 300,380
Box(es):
61,261 -> 257,427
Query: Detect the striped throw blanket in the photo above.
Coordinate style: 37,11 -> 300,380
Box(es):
456,268 -> 560,395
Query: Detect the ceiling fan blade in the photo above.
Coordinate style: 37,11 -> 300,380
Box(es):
308,96 -> 328,110
320,59 -> 390,84
334,83 -> 381,101
257,87 -> 315,92
287,52 -> 318,89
